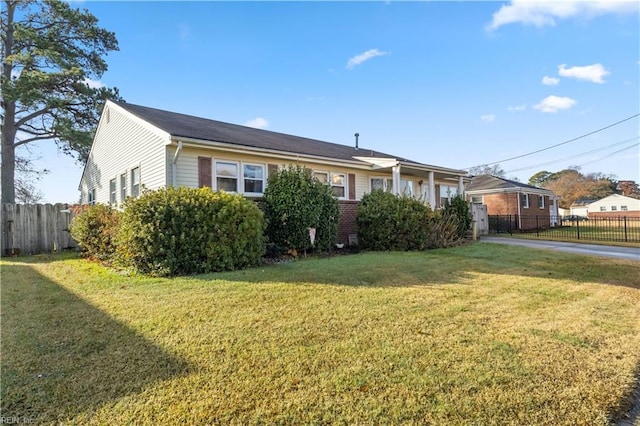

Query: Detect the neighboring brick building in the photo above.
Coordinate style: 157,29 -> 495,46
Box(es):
465,175 -> 559,230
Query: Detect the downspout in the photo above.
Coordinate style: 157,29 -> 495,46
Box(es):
516,191 -> 522,230
172,141 -> 183,188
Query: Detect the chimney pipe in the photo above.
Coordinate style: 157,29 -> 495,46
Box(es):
354,132 -> 359,150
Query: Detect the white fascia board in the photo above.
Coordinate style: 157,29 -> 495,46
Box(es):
466,187 -> 555,197
109,101 -> 172,142
171,137 -> 376,170
398,160 -> 469,177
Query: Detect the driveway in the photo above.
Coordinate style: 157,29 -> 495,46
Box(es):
480,236 -> 640,261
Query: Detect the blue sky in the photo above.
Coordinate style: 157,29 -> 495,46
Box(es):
29,1 -> 639,203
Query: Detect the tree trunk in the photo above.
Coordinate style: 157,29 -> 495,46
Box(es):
1,120 -> 16,204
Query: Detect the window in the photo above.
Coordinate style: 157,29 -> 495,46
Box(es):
131,167 -> 140,198
520,193 -> 530,209
370,177 -> 393,192
88,188 -> 96,205
331,173 -> 346,198
109,179 -> 116,205
120,173 -> 126,202
314,171 -> 329,184
400,179 -> 414,196
600,206 -> 606,212
471,196 -> 483,204
440,185 -> 458,207
621,206 -> 628,211
538,195 -> 545,209
611,206 -> 617,211
243,164 -> 265,194
216,161 -> 238,192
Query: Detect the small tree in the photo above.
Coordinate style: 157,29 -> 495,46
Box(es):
263,165 -> 338,252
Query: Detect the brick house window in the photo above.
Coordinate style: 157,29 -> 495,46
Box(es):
520,193 -> 530,209
538,195 -> 545,209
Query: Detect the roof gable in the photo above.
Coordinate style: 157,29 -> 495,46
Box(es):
466,175 -> 552,194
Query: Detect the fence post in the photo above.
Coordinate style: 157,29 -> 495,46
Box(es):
576,218 -> 580,240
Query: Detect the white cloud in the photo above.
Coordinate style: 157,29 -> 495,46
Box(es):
244,117 -> 269,129
346,49 -> 388,70
558,63 -> 610,83
533,95 -> 577,113
487,1 -> 638,31
480,114 -> 496,123
83,77 -> 105,89
542,76 -> 560,86
508,104 -> 527,112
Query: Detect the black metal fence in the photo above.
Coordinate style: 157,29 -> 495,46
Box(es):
488,215 -> 640,243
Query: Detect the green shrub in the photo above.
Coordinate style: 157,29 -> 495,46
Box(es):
356,190 -> 434,251
263,165 -> 339,251
443,194 -> 472,239
69,204 -> 120,262
116,187 -> 264,276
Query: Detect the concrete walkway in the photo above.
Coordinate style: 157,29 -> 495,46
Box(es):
480,236 -> 640,261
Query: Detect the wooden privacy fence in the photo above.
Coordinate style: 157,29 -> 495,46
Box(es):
1,203 -> 83,256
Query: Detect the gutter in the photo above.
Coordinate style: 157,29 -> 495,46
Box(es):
172,141 -> 182,188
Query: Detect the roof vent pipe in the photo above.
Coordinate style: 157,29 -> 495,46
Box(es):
354,132 -> 359,150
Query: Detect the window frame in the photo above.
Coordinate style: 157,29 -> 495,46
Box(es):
370,176 -> 393,193
120,173 -> 127,202
330,172 -> 346,199
88,188 -> 96,205
439,184 -> 458,207
621,205 -> 628,211
520,193 -> 530,209
600,206 -> 606,212
611,205 -> 617,211
313,171 -> 329,184
109,178 -> 117,205
215,160 -> 239,193
242,162 -> 266,196
131,166 -> 141,198
538,195 -> 545,209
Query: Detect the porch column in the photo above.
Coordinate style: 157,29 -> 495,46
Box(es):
392,164 -> 401,195
428,171 -> 436,207
458,176 -> 464,197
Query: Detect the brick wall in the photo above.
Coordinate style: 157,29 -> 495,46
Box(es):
588,211 -> 640,219
483,193 -> 519,215
337,200 -> 358,246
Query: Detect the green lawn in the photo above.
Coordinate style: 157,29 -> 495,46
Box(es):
2,243 -> 640,424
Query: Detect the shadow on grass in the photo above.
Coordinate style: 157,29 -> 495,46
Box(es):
0,264 -> 191,423
191,242 -> 640,291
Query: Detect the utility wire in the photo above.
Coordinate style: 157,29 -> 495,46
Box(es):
465,113 -> 640,169
504,136 -> 640,174
576,142 -> 640,168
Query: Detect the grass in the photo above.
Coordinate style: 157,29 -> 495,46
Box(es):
2,243 -> 640,424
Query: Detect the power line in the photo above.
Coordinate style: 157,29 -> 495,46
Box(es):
465,113 -> 640,170
504,136 -> 640,174
576,142 -> 640,168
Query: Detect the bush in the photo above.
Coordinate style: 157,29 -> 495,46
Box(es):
443,195 -> 472,239
116,187 -> 264,276
69,204 -> 120,262
357,190 -> 434,251
263,165 -> 339,252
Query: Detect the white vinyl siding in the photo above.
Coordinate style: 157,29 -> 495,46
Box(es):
80,104 -> 168,204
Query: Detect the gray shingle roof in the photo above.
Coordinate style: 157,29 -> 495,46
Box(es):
116,101 -> 414,164
466,175 -> 552,193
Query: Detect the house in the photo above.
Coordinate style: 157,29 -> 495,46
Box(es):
79,101 -> 469,243
569,198 -> 597,218
586,194 -> 640,218
465,175 -> 559,230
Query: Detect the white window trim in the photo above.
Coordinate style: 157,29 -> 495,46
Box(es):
214,160 -> 239,193
242,162 -> 266,196
120,172 -> 127,202
521,193 -> 530,209
131,166 -> 141,198
621,205 -> 628,211
538,195 -> 545,209
611,206 -> 617,211
109,178 -> 117,205
88,188 -> 96,205
330,172 -> 347,199
313,170 -> 330,184
370,176 -> 393,193
600,206 -> 606,212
